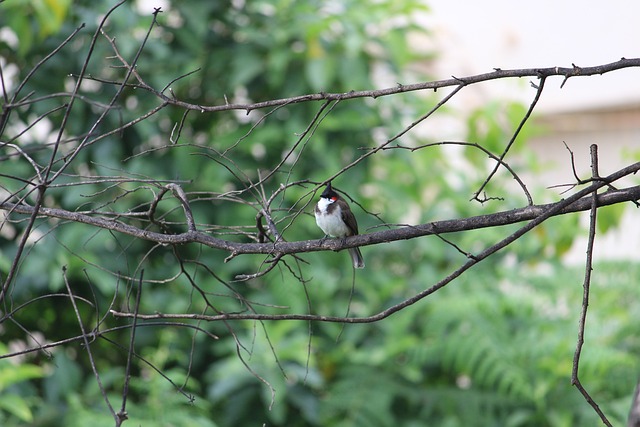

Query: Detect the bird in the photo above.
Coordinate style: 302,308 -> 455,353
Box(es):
314,182 -> 365,269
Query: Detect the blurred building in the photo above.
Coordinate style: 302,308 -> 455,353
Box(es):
529,103 -> 640,262
530,102 -> 640,188
421,0 -> 640,261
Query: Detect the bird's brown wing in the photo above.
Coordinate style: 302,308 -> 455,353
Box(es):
338,199 -> 359,236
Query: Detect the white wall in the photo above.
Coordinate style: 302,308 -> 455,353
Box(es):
421,0 -> 640,262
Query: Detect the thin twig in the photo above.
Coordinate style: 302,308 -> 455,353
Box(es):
570,145 -> 612,426
45,2 -> 159,185
43,1 -> 128,185
117,271 -> 144,425
166,183 -> 196,232
0,187 -> 45,305
384,140 -> 533,205
472,77 -> 546,202
63,266 -> 117,422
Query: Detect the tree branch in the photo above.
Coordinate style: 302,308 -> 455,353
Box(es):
132,58 -> 640,113
571,145 -> 612,426
2,162 -> 638,261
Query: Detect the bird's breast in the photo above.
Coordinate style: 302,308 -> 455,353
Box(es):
315,203 -> 350,237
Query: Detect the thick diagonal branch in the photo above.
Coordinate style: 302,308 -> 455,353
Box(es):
1,163 -> 639,259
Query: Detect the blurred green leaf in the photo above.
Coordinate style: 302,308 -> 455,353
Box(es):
1,0 -> 71,56
596,203 -> 626,234
0,344 -> 46,392
0,394 -> 34,423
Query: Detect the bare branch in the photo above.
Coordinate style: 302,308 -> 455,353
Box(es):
166,183 -> 196,232
2,163 -> 638,261
63,266 -> 117,422
472,77 -> 546,203
570,145 -> 612,426
43,0 -> 130,185
384,140 -> 534,205
117,271 -> 144,426
136,58 -> 640,113
111,162 -> 640,325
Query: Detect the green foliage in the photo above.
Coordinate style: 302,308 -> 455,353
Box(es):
0,0 -> 71,57
327,261 -> 639,427
595,203 -> 626,234
0,343 -> 47,425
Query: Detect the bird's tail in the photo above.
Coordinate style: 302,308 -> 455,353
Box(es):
349,247 -> 365,269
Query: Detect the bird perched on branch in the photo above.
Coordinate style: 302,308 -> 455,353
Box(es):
314,182 -> 365,269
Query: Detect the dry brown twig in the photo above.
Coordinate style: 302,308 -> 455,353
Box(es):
570,145 -> 612,427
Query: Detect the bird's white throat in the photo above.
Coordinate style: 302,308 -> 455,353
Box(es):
315,197 -> 349,237
316,196 -> 333,214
